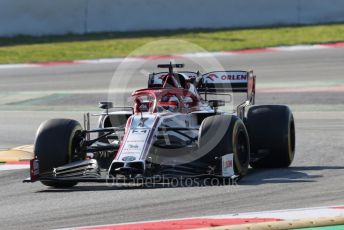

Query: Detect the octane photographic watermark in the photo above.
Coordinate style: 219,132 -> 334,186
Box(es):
107,39 -> 236,167
105,174 -> 239,188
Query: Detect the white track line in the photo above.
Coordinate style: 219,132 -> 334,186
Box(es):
0,164 -> 29,171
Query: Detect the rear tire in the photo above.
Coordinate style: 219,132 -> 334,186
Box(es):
34,119 -> 83,188
198,115 -> 250,177
247,105 -> 295,168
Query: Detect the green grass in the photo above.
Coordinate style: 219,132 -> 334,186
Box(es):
1,24 -> 344,64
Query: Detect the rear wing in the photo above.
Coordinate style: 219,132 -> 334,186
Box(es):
199,71 -> 256,103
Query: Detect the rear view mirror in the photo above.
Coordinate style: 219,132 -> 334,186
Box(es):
99,102 -> 113,110
208,100 -> 225,108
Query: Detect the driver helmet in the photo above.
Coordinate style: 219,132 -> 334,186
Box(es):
159,95 -> 179,112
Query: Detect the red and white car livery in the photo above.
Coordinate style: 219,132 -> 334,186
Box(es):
25,63 -> 295,188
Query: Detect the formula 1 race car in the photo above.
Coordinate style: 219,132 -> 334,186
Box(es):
24,63 -> 295,188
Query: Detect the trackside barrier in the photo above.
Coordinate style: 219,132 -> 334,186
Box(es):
1,0 -> 344,36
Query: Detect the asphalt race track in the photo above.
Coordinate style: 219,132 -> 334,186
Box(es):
0,47 -> 344,229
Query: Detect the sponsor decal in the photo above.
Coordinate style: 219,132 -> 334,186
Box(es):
118,129 -> 150,161
132,129 -> 148,134
206,73 -> 218,81
121,156 -> 136,162
204,72 -> 248,83
220,74 -> 247,81
224,159 -> 233,168
128,144 -> 139,149
30,159 -> 39,180
32,159 -> 39,176
222,154 -> 234,177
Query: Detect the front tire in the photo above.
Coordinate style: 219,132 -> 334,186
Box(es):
198,115 -> 250,177
34,119 -> 83,188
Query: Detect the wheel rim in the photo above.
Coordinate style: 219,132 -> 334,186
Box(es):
288,116 -> 296,162
232,120 -> 249,175
237,129 -> 249,167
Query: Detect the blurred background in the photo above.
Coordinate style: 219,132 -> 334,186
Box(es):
1,0 -> 344,36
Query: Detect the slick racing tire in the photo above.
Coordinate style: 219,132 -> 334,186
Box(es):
34,119 -> 83,188
198,115 -> 250,177
246,105 -> 295,168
